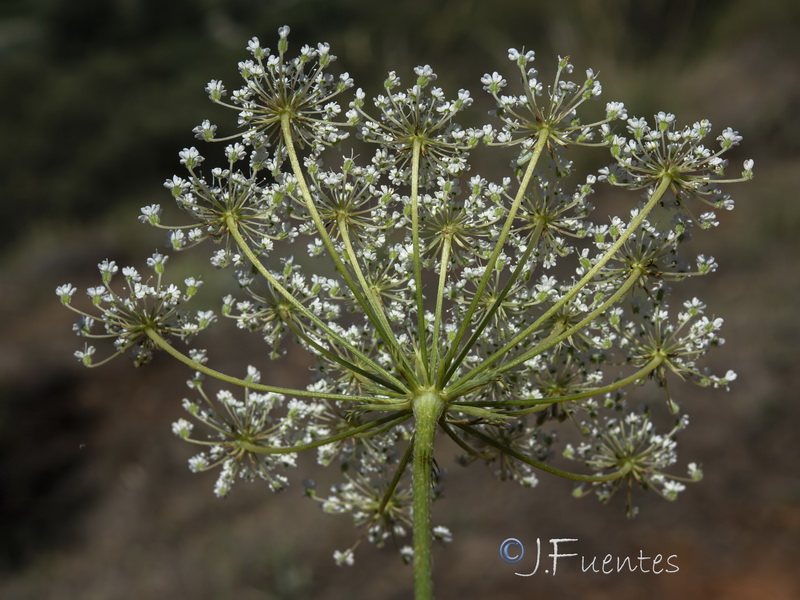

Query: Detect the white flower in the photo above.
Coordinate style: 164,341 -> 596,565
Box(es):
56,283 -> 77,304
139,204 -> 162,225
172,419 -> 194,439
205,79 -> 227,101
480,71 -> 506,93
432,525 -> 453,543
178,147 -> 203,168
188,454 -> 209,472
333,549 -> 355,567
74,345 -> 95,366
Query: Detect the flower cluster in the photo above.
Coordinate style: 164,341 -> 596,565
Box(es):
201,26 -> 353,157
158,144 -> 287,256
349,66 -> 481,185
610,296 -> 736,412
58,27 -> 751,578
482,52 -> 627,155
57,254 -> 209,366
565,411 -> 702,517
602,113 -> 754,225
174,365 -> 328,496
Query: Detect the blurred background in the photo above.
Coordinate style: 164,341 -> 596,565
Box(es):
1,0 -> 799,598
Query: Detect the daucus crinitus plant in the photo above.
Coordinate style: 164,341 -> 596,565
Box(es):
57,26 -> 752,599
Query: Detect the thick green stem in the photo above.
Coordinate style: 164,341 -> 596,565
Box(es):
412,391 -> 445,600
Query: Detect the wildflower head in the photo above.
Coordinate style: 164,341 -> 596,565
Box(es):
175,369 -> 331,496
484,51 -> 628,159
610,296 -> 734,413
348,66 -> 482,186
57,254 -> 210,367
566,412 -> 697,517
203,26 -> 353,156
57,28 -> 750,580
159,144 -> 286,259
603,114 -> 754,224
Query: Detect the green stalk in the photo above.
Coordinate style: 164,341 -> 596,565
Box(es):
411,391 -> 445,600
226,215 -> 408,393
440,421 -> 495,460
239,411 -> 411,455
440,219 -> 545,385
410,139 -> 429,381
444,270 -> 641,399
280,115 -> 416,384
144,328 -> 393,404
284,318 -> 405,395
439,129 -> 549,379
492,268 -> 643,377
448,175 -> 672,392
453,354 -> 665,411
431,234 -> 452,377
456,423 -> 631,483
378,438 -> 415,515
338,217 -> 407,375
